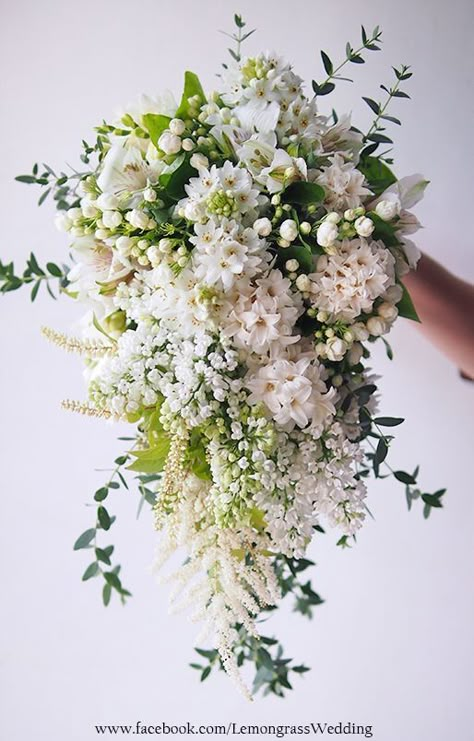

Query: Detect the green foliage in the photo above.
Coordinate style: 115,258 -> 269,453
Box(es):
220,14 -> 256,67
142,114 -> 172,147
397,282 -> 421,322
0,254 -> 69,301
360,64 -> 412,160
15,161 -> 86,210
175,71 -> 206,120
127,437 -> 171,473
357,156 -> 397,197
283,181 -> 325,205
312,25 -> 382,97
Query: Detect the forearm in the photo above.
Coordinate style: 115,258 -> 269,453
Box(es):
403,254 -> 474,378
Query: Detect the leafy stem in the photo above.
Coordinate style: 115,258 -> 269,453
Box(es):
220,14 -> 255,66
0,253 -> 69,301
313,25 -> 382,97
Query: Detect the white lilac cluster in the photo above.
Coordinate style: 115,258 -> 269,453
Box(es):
51,47 -> 427,694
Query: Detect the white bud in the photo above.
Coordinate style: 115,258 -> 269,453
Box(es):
169,118 -> 185,135
271,194 -> 281,206
285,259 -> 299,272
299,221 -> 311,235
127,208 -> 150,230
384,284 -> 403,304
326,336 -> 347,362
375,198 -> 400,221
67,207 -> 82,222
296,274 -> 311,292
116,236 -> 133,256
353,322 -> 370,342
367,316 -> 387,336
316,310 -> 328,322
94,229 -> 109,240
378,302 -> 398,322
316,221 -> 338,248
279,219 -> 298,242
81,199 -> 99,218
158,131 -> 182,155
182,138 -> 195,152
348,342 -> 363,365
96,193 -> 119,211
354,216 -> 375,237
143,187 -> 157,203
344,208 -> 357,222
325,212 -> 341,224
278,238 -> 290,248
102,210 -> 123,229
253,217 -> 272,237
146,245 -> 161,268
158,238 -> 173,253
190,153 -> 209,170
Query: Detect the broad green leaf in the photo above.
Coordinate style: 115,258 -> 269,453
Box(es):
370,213 -> 401,247
358,156 -> 397,197
142,113 -> 172,147
159,154 -> 195,200
283,181 -> 325,205
98,506 -> 111,530
127,437 -> 171,473
374,416 -> 404,427
175,71 -> 206,119
278,244 -> 314,274
82,562 -> 99,581
102,583 -> 112,606
397,282 -> 421,322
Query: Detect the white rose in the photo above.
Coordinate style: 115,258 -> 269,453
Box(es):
326,336 -> 347,362
375,198 -> 400,221
279,219 -> 298,242
127,208 -> 150,230
169,118 -> 185,136
354,216 -> 375,237
54,213 -> 72,232
97,193 -> 119,211
316,221 -> 338,248
102,210 -> 123,229
366,316 -> 387,336
158,132 -> 182,155
190,153 -> 209,170
253,217 -> 272,237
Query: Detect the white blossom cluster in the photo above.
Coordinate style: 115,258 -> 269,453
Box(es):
52,49 -> 427,693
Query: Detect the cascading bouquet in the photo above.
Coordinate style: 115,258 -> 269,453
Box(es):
2,16 -> 446,698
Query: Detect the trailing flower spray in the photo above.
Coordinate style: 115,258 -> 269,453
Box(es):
1,15 -> 446,699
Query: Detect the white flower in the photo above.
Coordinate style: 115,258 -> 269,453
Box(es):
325,336 -> 347,361
316,221 -> 338,248
260,149 -> 307,194
253,217 -> 272,237
279,219 -> 298,242
97,143 -> 162,200
127,208 -> 150,230
97,193 -> 119,211
354,216 -> 374,237
316,153 -> 371,211
375,199 -> 400,221
158,131 -> 182,155
377,302 -> 398,322
190,153 -> 209,170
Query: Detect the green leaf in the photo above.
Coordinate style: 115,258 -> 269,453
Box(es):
15,175 -> 37,184
159,154 -> 195,201
283,181 -> 325,205
321,51 -> 333,76
104,571 -> 122,591
312,81 -> 335,96
30,281 -> 40,302
357,155 -> 397,197
175,71 -> 206,119
98,506 -> 111,530
73,528 -> 96,550
201,666 -> 211,682
362,97 -> 380,114
127,437 -> 171,473
102,583 -> 112,606
95,547 -> 112,565
94,487 -> 109,502
82,562 -> 99,581
394,470 -> 417,485
142,113 -> 172,147
422,493 -> 444,508
370,213 -> 401,247
397,282 -> 421,322
374,416 -> 404,427
46,262 -> 63,277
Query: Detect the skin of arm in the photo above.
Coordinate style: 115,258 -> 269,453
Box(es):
403,253 -> 474,378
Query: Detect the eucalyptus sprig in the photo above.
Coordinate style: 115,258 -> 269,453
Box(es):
0,253 -> 69,301
74,451 -> 133,606
361,64 -> 412,159
312,25 -> 383,97
220,14 -> 255,67
15,163 -> 84,211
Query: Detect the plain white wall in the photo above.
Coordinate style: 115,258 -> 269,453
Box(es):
1,1 -> 473,740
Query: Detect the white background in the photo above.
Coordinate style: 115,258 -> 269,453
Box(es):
1,1 -> 473,739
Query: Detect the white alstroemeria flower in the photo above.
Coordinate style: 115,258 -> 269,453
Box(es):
116,91 -> 177,127
97,143 -> 163,202
237,131 -> 277,178
260,149 -> 307,194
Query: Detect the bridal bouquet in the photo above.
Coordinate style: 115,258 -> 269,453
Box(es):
2,16 -> 446,698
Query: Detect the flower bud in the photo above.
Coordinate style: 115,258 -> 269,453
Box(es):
253,217 -> 272,237
285,259 -> 299,272
54,213 -> 72,232
366,316 -> 387,336
316,221 -> 338,248
325,212 -> 341,224
299,221 -> 311,235
377,302 -> 398,322
326,336 -> 347,361
143,187 -> 157,203
182,138 -> 195,152
116,236 -> 133,256
375,198 -> 400,221
127,208 -> 150,230
169,118 -> 185,135
354,216 -> 375,237
279,219 -> 298,242
296,274 -> 311,292
102,210 -> 123,229
190,153 -> 209,170
158,131 -> 182,155
97,193 -> 119,211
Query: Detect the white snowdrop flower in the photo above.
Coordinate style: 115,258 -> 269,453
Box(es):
143,187 -> 157,203
375,199 -> 400,221
316,221 -> 338,248
54,213 -> 72,232
354,216 -> 374,237
253,217 -> 272,237
127,208 -> 150,230
169,118 -> 185,135
158,131 -> 182,155
366,316 -> 386,336
378,302 -> 398,321
279,219 -> 298,242
190,153 -> 209,170
325,336 -> 347,361
102,210 -> 123,229
285,259 -> 299,272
